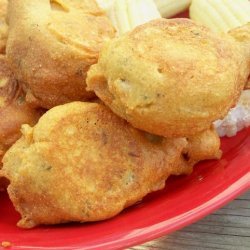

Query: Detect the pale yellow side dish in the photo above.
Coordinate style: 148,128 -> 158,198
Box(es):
97,0 -> 161,34
155,0 -> 191,18
190,0 -> 250,33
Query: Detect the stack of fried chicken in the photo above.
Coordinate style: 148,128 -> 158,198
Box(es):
0,0 -> 249,228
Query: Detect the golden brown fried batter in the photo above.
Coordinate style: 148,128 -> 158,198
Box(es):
246,78 -> 250,90
1,102 -> 198,228
0,0 -> 8,54
7,0 -> 115,109
229,23 -> 250,58
87,18 -> 249,138
186,126 -> 222,164
0,56 -> 42,188
229,23 -> 250,90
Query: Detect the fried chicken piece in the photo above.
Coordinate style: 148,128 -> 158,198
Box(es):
87,18 -> 249,137
6,0 -> 115,109
0,55 -> 42,189
0,0 -> 8,54
1,101 -> 205,228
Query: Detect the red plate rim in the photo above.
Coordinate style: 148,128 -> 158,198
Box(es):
114,174 -> 249,250
5,179 -> 248,250
4,131 -> 249,250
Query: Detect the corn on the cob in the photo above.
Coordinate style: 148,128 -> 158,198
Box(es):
190,0 -> 250,33
96,0 -> 161,35
154,0 -> 191,18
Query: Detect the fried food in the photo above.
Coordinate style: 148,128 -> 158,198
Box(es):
0,0 -> 8,54
87,18 -> 249,138
186,126 -> 222,163
229,23 -> 250,54
6,0 -> 115,109
0,101 -> 221,228
229,23 -> 250,90
0,56 -> 42,188
246,79 -> 250,90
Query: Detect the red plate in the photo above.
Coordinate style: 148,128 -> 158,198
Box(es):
0,127 -> 249,249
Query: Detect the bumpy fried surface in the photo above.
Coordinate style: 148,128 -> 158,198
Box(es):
229,23 -> 250,59
6,0 -> 115,109
246,79 -> 250,90
0,0 -> 8,54
229,23 -> 250,90
0,56 -> 42,188
87,18 -> 249,138
186,127 -> 222,164
1,102 -> 196,228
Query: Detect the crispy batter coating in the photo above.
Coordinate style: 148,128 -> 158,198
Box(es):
186,126 -> 222,164
0,0 -> 8,54
229,23 -> 250,59
6,0 -> 115,109
229,23 -> 250,90
0,56 -> 42,188
0,102 -> 197,228
87,18 -> 249,137
246,79 -> 250,89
